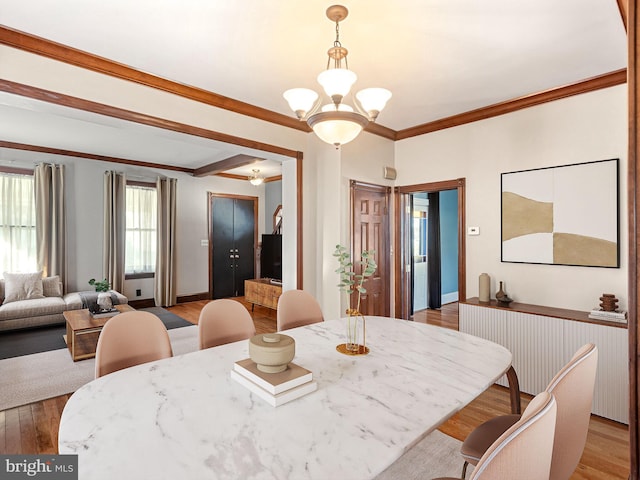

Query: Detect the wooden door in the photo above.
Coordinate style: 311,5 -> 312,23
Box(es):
350,181 -> 390,316
209,194 -> 257,299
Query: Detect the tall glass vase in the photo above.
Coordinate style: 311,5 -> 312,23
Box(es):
336,308 -> 370,355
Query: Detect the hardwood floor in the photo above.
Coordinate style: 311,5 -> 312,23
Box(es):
0,300 -> 630,479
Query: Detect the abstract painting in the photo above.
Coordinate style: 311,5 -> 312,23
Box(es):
501,158 -> 619,267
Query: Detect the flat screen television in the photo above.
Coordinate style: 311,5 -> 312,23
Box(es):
260,234 -> 282,281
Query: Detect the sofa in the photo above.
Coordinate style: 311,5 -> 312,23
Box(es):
0,273 -> 127,332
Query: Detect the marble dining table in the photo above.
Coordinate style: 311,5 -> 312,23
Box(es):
58,316 -> 513,479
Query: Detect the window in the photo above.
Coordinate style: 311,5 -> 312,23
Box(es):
0,172 -> 37,274
125,185 -> 157,275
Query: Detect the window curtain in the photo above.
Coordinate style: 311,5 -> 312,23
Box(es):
0,174 -> 37,274
154,177 -> 177,307
34,163 -> 66,287
104,171 -> 126,293
427,192 -> 442,309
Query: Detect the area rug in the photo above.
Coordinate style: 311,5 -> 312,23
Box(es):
0,325 -> 199,411
0,307 -> 192,360
376,430 -> 473,479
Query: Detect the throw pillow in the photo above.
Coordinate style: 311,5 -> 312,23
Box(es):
2,271 -> 45,304
42,275 -> 63,297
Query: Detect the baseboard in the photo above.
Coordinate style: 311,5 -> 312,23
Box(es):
128,298 -> 156,309
177,292 -> 210,304
442,291 -> 459,305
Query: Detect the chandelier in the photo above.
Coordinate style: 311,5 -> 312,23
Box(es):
248,169 -> 264,186
283,5 -> 391,147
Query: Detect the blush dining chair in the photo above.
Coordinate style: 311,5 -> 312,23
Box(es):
198,299 -> 256,349
95,310 -> 173,378
435,391 -> 557,480
276,289 -> 324,331
459,343 -> 598,480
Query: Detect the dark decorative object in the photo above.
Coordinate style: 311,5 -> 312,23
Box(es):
260,234 -> 282,281
496,281 -> 513,307
599,293 -> 619,312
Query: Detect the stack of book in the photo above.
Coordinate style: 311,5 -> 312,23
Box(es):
89,308 -> 119,318
230,358 -> 317,407
588,308 -> 627,324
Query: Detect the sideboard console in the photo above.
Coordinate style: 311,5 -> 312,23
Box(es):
460,297 -> 628,424
244,278 -> 282,311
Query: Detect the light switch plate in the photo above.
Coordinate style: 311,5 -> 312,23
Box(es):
468,226 -> 480,235
201,239 -> 209,246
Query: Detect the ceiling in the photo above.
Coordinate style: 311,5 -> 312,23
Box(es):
0,0 -> 628,175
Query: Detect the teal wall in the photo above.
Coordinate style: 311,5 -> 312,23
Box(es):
440,189 -> 458,295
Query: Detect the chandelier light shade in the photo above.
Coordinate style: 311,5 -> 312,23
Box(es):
249,169 -> 264,186
317,68 -> 357,100
283,5 -> 391,147
283,88 -> 319,119
307,111 -> 368,146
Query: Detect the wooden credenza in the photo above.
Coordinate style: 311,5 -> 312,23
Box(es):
460,297 -> 628,424
244,278 -> 282,310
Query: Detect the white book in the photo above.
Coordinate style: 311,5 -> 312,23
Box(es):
230,370 -> 318,407
233,359 -> 312,395
590,309 -> 627,319
588,313 -> 627,324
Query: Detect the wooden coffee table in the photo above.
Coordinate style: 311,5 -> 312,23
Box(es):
64,304 -> 135,361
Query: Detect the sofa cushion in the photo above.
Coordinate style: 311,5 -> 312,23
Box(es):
42,275 -> 63,297
3,272 -> 45,304
0,296 -> 66,321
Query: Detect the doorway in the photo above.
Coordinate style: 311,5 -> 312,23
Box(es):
411,190 -> 459,313
208,193 -> 258,299
395,178 -> 466,319
350,181 -> 391,316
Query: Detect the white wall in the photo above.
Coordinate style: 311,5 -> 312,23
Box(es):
395,85 -> 628,312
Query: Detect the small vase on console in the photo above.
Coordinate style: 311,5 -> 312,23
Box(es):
495,281 -> 513,307
479,273 -> 490,302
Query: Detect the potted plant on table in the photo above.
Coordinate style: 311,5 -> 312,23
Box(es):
333,245 -> 377,355
88,278 -> 110,292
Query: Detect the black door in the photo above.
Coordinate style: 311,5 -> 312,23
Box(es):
210,195 -> 256,299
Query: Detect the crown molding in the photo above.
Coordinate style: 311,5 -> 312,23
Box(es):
0,79 -> 299,159
0,26 -> 310,133
0,140 -> 195,173
0,26 -> 626,144
396,69 -> 627,140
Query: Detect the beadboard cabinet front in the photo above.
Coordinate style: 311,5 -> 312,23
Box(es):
460,299 -> 628,424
